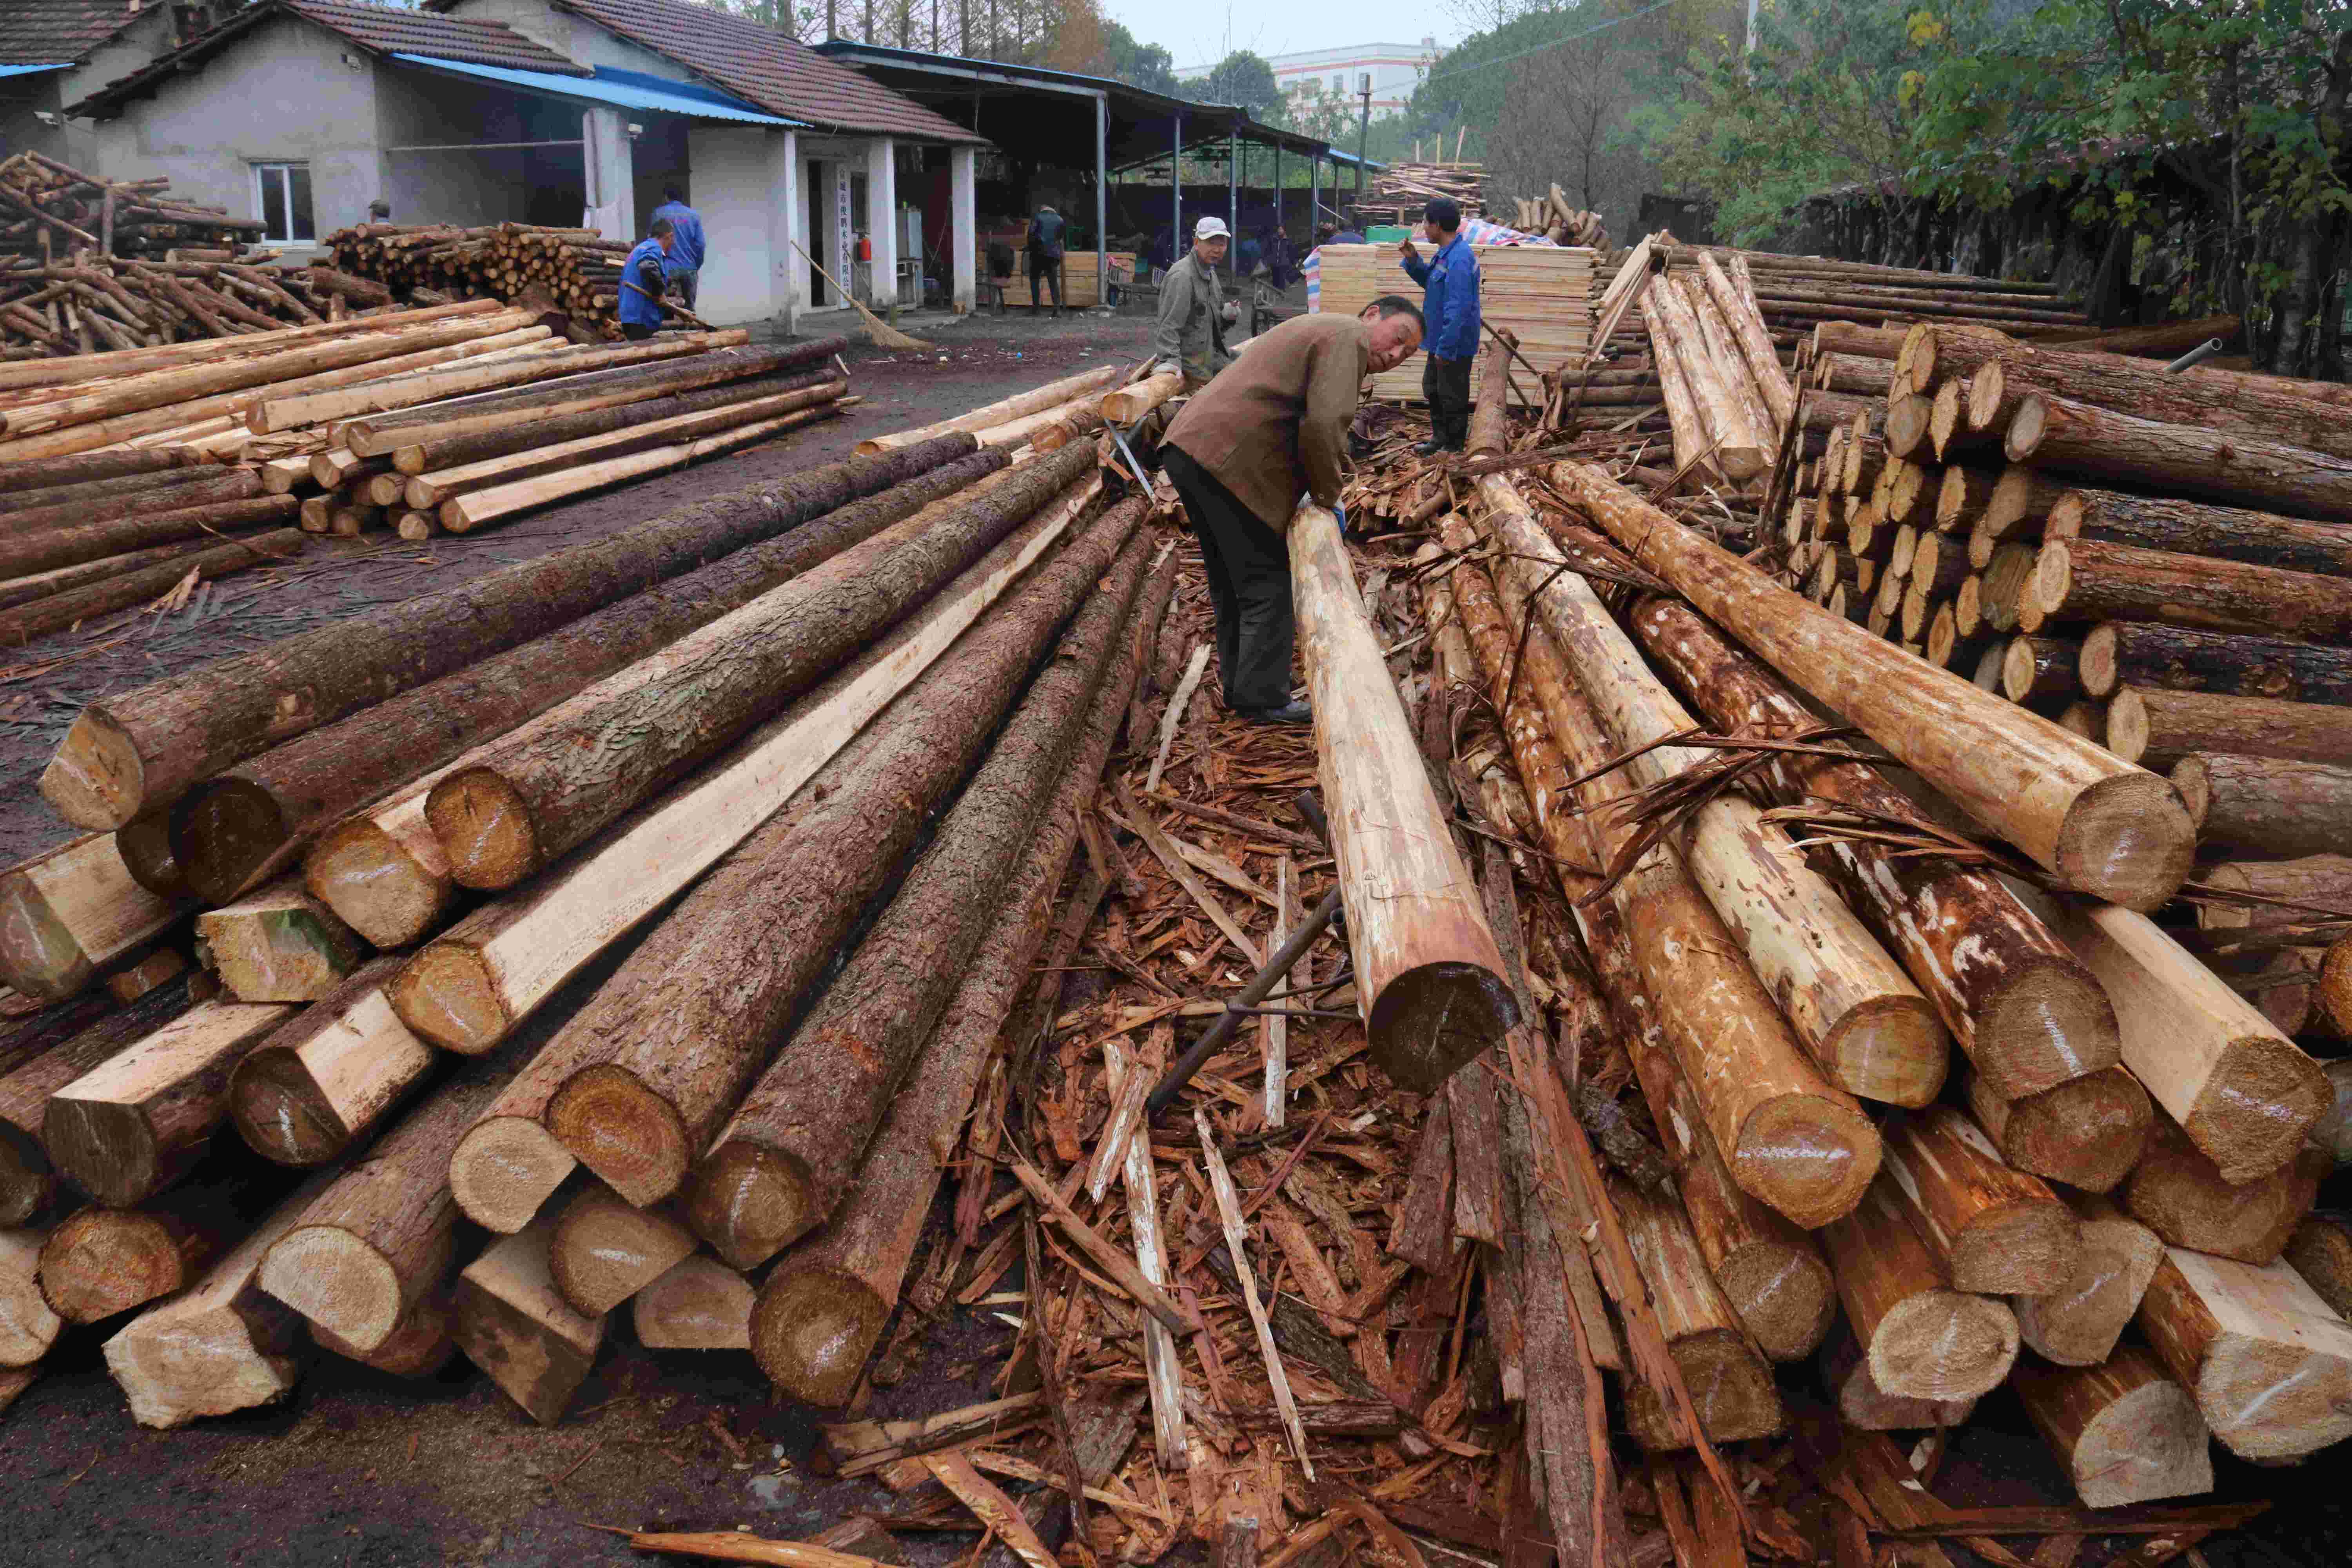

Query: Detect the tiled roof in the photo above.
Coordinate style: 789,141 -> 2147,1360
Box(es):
69,0 -> 586,114
542,0 -> 985,142
0,0 -> 144,66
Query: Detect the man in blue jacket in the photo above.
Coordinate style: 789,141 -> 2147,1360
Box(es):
1398,196 -> 1479,454
618,218 -> 675,340
650,185 -> 705,309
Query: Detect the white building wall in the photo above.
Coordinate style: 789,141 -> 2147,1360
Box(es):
688,122 -> 799,325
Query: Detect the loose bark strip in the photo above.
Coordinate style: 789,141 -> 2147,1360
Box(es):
227,958 -> 430,1166
1196,1111 -> 1313,1474
178,451 -> 1008,906
747,546 -> 1157,1401
2109,686 -> 2352,771
2137,1245 -> 2352,1460
1291,501 -> 1517,1092
635,1255 -> 752,1350
2052,902 -> 2327,1184
193,879 -> 364,1003
1121,1056 -> 1186,1472
1551,461 -> 2194,910
1817,1176 -> 2019,1402
41,430 -> 975,830
1632,598 -> 2116,1099
0,833 -> 185,1003
102,1169 -> 336,1428
2082,622 -> 2352,709
2013,1191 -> 2164,1369
0,528 -> 305,650
36,1192 -> 219,1325
2014,1346 -> 2214,1508
2005,393 -> 2352,524
1961,1065 -> 2151,1194
1821,1329 -> 1975,1431
44,1000 -> 294,1207
2122,1116 -> 2325,1266
1476,490 -> 1944,1108
449,1218 -> 606,1426
1612,1174 -> 1785,1450
1439,543 -> 1877,1229
2021,537 -> 2352,643
1877,1105 -> 2080,1296
684,507 -> 1134,1269
1002,1161 -> 1194,1335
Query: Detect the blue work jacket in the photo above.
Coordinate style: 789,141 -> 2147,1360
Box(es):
1401,233 -> 1480,362
619,238 -> 668,327
650,201 -> 706,270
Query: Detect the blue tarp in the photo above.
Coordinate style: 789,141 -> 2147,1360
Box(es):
0,63 -> 73,78
390,55 -> 802,127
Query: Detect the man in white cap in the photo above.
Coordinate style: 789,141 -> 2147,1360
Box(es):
1153,215 -> 1240,389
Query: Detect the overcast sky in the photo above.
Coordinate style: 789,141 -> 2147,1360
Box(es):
1103,1 -> 1463,74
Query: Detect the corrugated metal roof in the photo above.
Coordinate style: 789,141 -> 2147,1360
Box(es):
393,54 -> 802,126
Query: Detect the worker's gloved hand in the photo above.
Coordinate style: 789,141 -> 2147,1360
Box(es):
1152,358 -> 1183,379
1333,502 -> 1349,535
1220,300 -> 1240,324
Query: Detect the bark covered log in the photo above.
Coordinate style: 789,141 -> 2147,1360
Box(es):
0,832 -> 185,1004
2021,537 -> 2352,642
2173,753 -> 2352,858
2108,686 -> 2352,771
0,529 -> 304,650
226,957 -> 429,1166
2082,622 -> 2352,707
1877,1105 -> 2079,1296
2006,393 -> 2352,524
2049,487 -> 2352,580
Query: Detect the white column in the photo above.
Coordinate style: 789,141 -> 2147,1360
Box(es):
769,128 -> 802,332
581,107 -> 635,241
830,160 -> 854,306
949,145 -> 976,315
865,136 -> 897,309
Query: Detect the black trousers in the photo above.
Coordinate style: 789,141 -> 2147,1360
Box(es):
1029,252 -> 1063,309
1163,447 -> 1295,713
1423,352 -> 1473,449
621,322 -> 657,340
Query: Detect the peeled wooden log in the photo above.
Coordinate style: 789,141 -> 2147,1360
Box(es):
2175,753 -> 2352,858
2013,1193 -> 2163,1367
1649,271 -> 1764,478
635,1255 -> 751,1350
1632,598 -> 2115,1099
2053,902 -> 2327,1183
1100,369 -> 1185,425
682,526 -> 1143,1272
2082,623 -> 2352,711
251,333 -> 728,432
1676,273 -> 1775,451
857,363 -> 1123,454
44,1000 -> 294,1206
1971,343 -> 2352,463
0,833 -> 185,1004
2109,686 -> 2352,771
389,370 -> 833,475
226,958 -> 427,1167
0,528 -> 304,649
2138,1245 -> 2352,1460
102,1169 -> 334,1428
1695,253 -> 1795,430
1551,462 -> 2194,910
2122,1116 -> 2325,1265
1477,494 -> 1943,1107
2015,1346 -> 2213,1508
1817,1175 -> 2019,1401
421,443 -> 1094,892
1877,1105 -> 2079,1296
36,1191 -> 219,1325
2007,394 -> 2352,524
38,428 -> 967,832
449,1218 -> 604,1426
0,1225 -> 62,1368
1612,1174 -> 1784,1449
193,880 -> 363,1002
1822,1328 -> 1974,1431
1962,1065 -> 2151,1194
174,451 -> 1007,907
2020,537 -> 2352,642
1439,547 -> 1877,1228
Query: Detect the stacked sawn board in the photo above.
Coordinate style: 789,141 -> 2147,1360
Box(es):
1314,242 -> 1596,407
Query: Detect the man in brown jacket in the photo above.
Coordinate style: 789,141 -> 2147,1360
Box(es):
1161,295 -> 1425,724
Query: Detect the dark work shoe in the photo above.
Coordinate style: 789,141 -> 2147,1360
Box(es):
1414,437 -> 1447,456
1238,701 -> 1314,726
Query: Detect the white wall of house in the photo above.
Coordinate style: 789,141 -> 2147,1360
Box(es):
686,123 -> 802,328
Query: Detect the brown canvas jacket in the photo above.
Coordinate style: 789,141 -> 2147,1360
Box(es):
1163,313 -> 1371,531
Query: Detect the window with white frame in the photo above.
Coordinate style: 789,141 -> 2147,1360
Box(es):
252,163 -> 316,245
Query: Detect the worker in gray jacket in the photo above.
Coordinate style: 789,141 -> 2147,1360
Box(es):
1153,216 -> 1240,389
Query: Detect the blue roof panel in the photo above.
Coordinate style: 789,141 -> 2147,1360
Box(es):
0,62 -> 73,77
391,53 -> 804,126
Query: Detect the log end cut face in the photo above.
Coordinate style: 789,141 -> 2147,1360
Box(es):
1947,1201 -> 2082,1298
2053,771 -> 2195,913
315,1293 -> 457,1377
102,1309 -> 301,1429
387,943 -> 510,1055
2187,1040 -> 2332,1187
0,866 -> 91,1004
1869,1289 -> 2019,1402
306,822 -> 449,951
40,1098 -> 159,1209
1823,996 -> 1949,1110
40,710 -> 146,833
229,1048 -> 354,1166
1976,959 -> 2122,1102
1732,1093 -> 1882,1230
426,768 -> 541,892
2199,1333 -> 2352,1460
1364,963 -> 1519,1094
258,1227 -> 403,1352
683,1140 -> 822,1272
0,1256 -> 63,1366
635,1256 -> 752,1351
37,1210 -> 183,1325
0,1139 -> 50,1229
2015,1222 -> 2163,1368
750,1265 -> 888,1406
448,1117 -> 578,1234
2069,1379 -> 2213,1507
1626,1328 -> 1785,1448
2000,1068 -> 2151,1194
116,811 -> 190,900
172,779 -> 291,908
546,1065 -> 692,1210
1716,1243 -> 1837,1364
548,1188 -> 695,1317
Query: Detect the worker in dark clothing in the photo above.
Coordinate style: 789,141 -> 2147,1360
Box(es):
1160,296 -> 1426,724
649,185 -> 706,309
1399,196 -> 1480,454
1026,203 -> 1067,315
618,217 -> 675,341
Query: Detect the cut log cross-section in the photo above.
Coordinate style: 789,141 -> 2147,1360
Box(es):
449,1218 -> 605,1426
1877,1105 -> 2080,1296
547,1187 -> 696,1318
1962,1065 -> 2152,1195
194,880 -> 364,1003
2012,1193 -> 2163,1368
634,1256 -> 751,1350
36,1193 -> 221,1325
1821,1328 -> 1974,1432
0,833 -> 185,1004
1612,1173 -> 1785,1450
2137,1245 -> 2352,1461
226,958 -> 431,1167
2122,1115 -> 2326,1266
1817,1175 -> 2020,1403
2014,1346 -> 2214,1509
0,978 -> 197,1224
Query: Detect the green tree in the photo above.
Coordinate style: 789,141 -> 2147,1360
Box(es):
1093,20 -> 1178,93
1188,50 -> 1284,118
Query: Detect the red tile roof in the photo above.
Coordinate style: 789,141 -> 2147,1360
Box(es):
541,0 -> 984,142
0,0 -> 144,65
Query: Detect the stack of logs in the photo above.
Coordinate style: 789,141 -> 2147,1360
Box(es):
1508,184 -> 1608,249
325,222 -> 672,339
0,303 -> 852,638
0,361 -> 1209,1433
1356,158 -> 1486,227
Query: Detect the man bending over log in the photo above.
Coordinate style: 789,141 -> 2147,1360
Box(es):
1160,295 -> 1425,725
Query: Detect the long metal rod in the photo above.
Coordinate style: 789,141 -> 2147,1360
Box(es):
1171,110 -> 1182,264
1094,93 -> 1108,309
1145,887 -> 1344,1120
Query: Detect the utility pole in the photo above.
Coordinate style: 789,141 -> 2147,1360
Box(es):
1356,77 -> 1370,212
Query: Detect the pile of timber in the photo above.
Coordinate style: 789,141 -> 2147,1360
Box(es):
1507,185 -> 1609,249
325,222 -> 677,339
0,368 -> 1195,1439
1315,243 -> 1595,407
1354,156 -> 1486,226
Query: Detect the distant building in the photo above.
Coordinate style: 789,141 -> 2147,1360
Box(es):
1177,39 -> 1440,122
